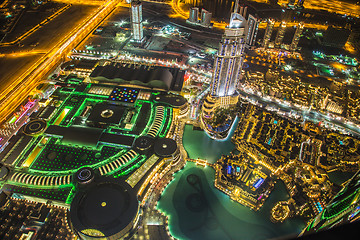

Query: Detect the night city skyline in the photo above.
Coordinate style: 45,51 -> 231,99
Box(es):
1,0 -> 360,239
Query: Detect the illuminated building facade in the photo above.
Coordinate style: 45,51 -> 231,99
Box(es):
274,21 -> 287,48
245,14 -> 259,47
290,22 -> 304,51
131,1 -> 144,42
201,2 -> 245,139
210,10 -> 246,97
262,19 -> 275,48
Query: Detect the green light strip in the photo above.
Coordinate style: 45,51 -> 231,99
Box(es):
65,185 -> 76,204
140,101 -> 154,136
159,107 -> 172,138
112,155 -> 147,178
6,179 -> 73,189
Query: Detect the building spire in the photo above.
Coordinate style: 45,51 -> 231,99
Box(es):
234,0 -> 239,13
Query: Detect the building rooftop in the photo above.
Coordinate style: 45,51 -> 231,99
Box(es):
70,177 -> 139,239
90,64 -> 184,91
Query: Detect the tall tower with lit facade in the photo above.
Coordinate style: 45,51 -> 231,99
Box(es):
274,21 -> 287,48
245,14 -> 259,47
290,22 -> 304,51
210,10 -> 246,97
262,19 -> 275,48
131,1 -> 144,42
201,0 -> 246,139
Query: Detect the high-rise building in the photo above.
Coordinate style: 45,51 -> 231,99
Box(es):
274,21 -> 287,48
131,1 -> 144,42
290,22 -> 304,51
210,11 -> 246,97
239,6 -> 248,18
262,19 -> 275,48
200,9 -> 212,27
245,14 -> 259,47
188,7 -> 199,23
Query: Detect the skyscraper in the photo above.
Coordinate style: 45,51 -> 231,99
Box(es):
200,9 -> 212,27
210,10 -> 246,97
262,19 -> 275,48
245,14 -> 259,47
274,21 -> 287,48
290,22 -> 304,51
188,7 -> 199,23
131,1 -> 144,42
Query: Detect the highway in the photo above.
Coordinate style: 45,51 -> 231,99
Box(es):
0,4 -> 71,47
0,5 -> 97,103
0,0 -> 120,125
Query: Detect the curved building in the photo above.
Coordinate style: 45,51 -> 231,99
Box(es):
201,94 -> 238,140
70,177 -> 140,240
301,170 -> 360,236
89,65 -> 185,91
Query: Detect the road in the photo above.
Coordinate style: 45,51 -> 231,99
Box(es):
0,0 -> 120,124
0,4 -> 97,101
